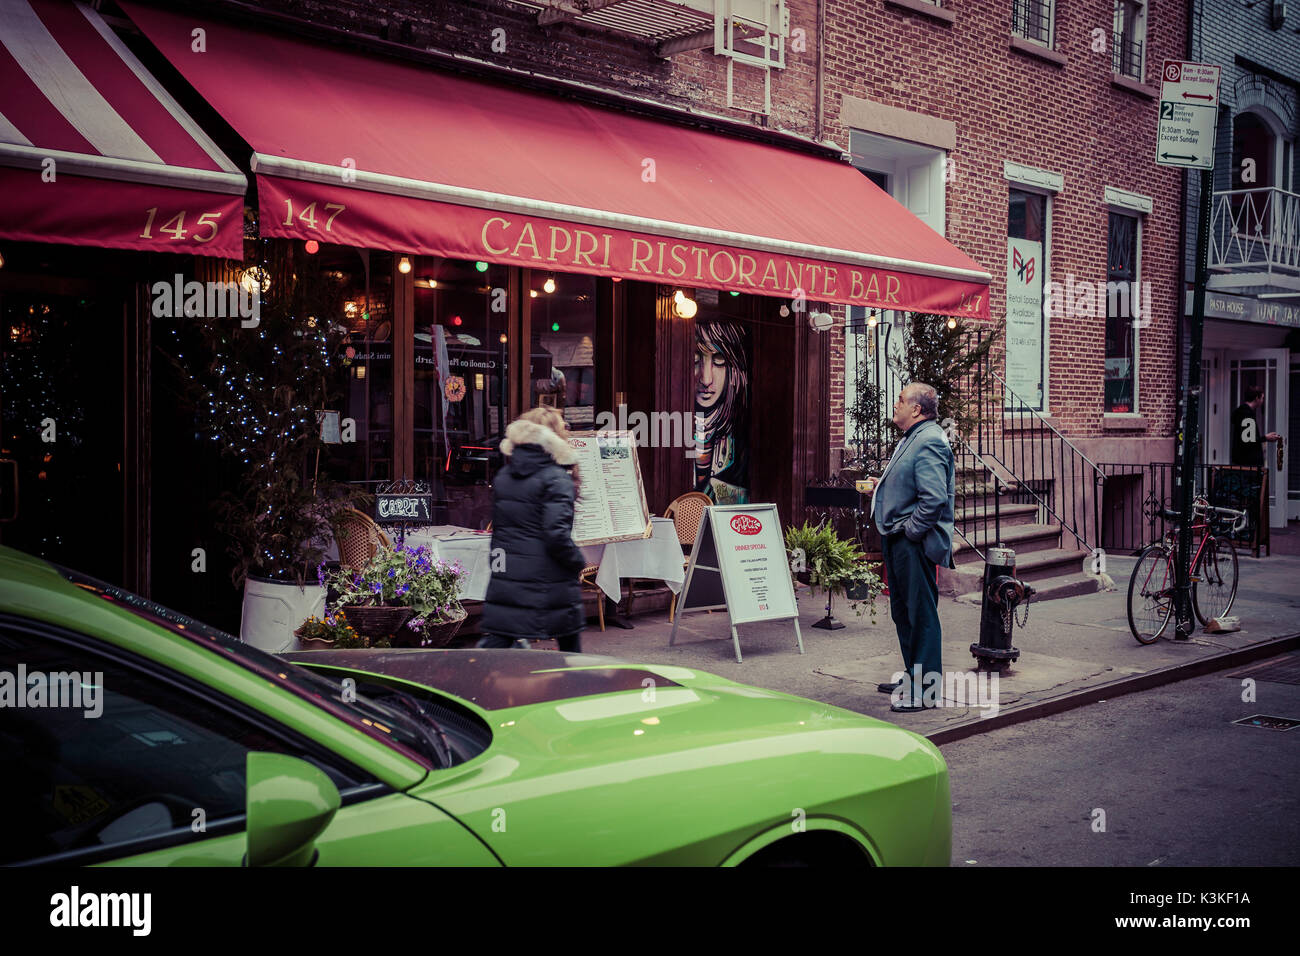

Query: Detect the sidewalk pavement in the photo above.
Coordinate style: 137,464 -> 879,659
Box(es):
559,552 -> 1300,739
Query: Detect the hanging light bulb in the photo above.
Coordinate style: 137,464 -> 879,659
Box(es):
398,256 -> 412,274
947,316 -> 957,329
499,333 -> 508,344
543,276 -> 556,294
304,240 -> 319,254
475,261 -> 489,273
867,312 -> 878,328
530,290 -> 538,298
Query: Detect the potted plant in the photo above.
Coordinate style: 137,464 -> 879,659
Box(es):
785,521 -> 883,620
294,609 -> 387,648
164,239 -> 364,652
322,544 -> 467,646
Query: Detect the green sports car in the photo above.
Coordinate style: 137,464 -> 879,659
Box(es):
0,546 -> 950,866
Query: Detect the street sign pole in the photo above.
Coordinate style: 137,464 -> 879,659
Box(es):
1155,60 -> 1220,641
1175,168 -> 1213,640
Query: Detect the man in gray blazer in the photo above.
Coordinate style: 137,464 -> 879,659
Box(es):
870,383 -> 955,712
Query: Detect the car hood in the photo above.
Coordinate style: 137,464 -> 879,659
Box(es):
281,647 -> 686,712
283,648 -> 948,866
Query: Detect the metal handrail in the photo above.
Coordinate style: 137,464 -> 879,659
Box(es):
991,370 -> 1108,475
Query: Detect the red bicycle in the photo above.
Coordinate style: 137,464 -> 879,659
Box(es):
1127,496 -> 1247,645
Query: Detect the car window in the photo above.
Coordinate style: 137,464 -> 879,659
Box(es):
0,624 -> 365,864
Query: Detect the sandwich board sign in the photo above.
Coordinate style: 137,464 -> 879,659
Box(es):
669,503 -> 803,663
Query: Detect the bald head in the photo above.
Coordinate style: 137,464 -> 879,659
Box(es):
905,383 -> 939,420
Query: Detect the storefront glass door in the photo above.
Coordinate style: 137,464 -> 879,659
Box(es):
1228,349 -> 1289,527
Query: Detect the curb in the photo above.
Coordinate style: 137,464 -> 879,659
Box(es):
926,632 -> 1300,747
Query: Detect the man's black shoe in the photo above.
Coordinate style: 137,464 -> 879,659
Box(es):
889,702 -> 934,713
877,681 -> 902,694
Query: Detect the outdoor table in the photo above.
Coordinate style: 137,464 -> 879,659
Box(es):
325,518 -> 684,617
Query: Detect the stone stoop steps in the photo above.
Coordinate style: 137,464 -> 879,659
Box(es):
940,475 -> 1104,605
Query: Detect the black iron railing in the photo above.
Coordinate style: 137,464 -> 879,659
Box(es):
1012,0 -> 1053,44
959,330 -> 1105,553
1098,462 -> 1268,555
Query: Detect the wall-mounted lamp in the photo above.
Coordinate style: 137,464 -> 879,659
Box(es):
673,289 -> 698,319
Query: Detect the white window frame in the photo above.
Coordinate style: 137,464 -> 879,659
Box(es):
1012,0 -> 1056,48
1005,164 -> 1060,414
1104,208 -> 1144,417
1112,0 -> 1148,81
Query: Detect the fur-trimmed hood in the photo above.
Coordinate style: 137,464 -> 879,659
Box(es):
499,419 -> 578,466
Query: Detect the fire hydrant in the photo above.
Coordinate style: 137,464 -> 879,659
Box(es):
970,546 -> 1035,673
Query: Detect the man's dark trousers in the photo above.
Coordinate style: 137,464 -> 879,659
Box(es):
884,530 -> 942,694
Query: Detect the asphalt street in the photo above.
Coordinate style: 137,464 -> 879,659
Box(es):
942,656 -> 1300,866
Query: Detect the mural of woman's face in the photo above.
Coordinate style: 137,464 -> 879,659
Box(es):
695,342 -> 728,409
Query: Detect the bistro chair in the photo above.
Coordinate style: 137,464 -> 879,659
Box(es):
332,508 -> 394,573
580,564 -> 606,632
663,491 -> 713,622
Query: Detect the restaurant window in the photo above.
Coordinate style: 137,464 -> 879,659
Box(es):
1006,188 -> 1049,411
1012,0 -> 1054,46
531,273 -> 598,430
1105,211 -> 1140,414
413,257 -> 510,529
1112,1 -> 1146,81
316,249 -> 395,487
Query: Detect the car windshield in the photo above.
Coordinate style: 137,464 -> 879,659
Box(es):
53,564 -> 443,768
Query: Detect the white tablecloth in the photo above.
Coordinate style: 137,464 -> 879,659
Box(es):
326,518 -> 685,605
581,517 -> 685,602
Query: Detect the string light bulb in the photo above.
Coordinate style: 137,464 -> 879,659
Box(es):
543,276 -> 556,294
867,312 -> 878,328
398,256 -> 412,274
947,316 -> 957,329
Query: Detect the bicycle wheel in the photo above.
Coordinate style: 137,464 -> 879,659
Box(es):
1193,535 -> 1238,625
1128,543 -> 1174,645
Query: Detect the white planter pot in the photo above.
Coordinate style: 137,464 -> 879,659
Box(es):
240,576 -> 326,653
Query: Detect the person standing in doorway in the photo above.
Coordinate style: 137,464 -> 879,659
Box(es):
480,407 -> 587,653
870,383 -> 956,713
1230,385 -> 1281,466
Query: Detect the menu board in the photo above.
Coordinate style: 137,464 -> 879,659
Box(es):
670,503 -> 804,663
567,430 -> 651,546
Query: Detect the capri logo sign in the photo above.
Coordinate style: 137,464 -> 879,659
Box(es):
730,515 -> 761,535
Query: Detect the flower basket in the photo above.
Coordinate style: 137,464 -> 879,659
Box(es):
344,605 -> 414,639
415,606 -> 468,648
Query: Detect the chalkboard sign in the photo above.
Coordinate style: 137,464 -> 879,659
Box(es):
375,493 -> 432,524
669,503 -> 803,663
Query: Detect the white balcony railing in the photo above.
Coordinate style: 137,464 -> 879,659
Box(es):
1210,186 -> 1300,279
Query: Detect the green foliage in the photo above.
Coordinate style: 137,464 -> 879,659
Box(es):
888,313 -> 1003,440
165,240 -> 362,588
785,521 -> 883,619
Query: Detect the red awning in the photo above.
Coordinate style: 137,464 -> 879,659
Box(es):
0,0 -> 245,257
123,4 -> 990,317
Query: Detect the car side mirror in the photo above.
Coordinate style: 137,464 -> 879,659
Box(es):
245,752 -> 340,867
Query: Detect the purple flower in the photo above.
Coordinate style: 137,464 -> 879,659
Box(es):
387,568 -> 396,578
370,581 -> 382,594
407,617 -> 425,630
396,584 -> 409,596
316,563 -> 326,586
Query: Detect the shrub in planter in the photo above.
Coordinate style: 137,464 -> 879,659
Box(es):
785,521 -> 883,620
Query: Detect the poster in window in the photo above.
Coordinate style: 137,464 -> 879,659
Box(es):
695,317 -> 751,504
1005,239 -> 1044,409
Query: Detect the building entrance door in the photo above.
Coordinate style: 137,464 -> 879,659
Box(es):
1227,349 -> 1289,528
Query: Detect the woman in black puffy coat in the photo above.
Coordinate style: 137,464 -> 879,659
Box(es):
479,407 -> 588,651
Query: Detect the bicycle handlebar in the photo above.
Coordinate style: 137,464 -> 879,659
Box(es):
1158,502 -> 1248,534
